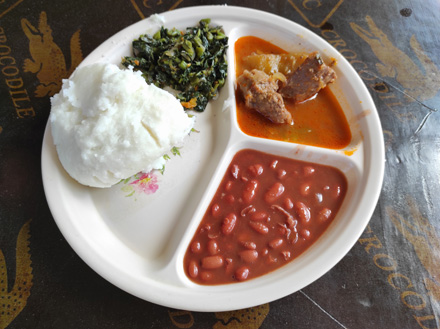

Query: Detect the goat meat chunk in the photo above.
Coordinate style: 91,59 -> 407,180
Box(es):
237,69 -> 293,124
279,52 -> 336,103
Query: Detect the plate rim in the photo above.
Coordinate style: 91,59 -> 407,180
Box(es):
41,5 -> 385,311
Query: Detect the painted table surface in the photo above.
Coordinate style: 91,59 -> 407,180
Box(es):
0,0 -> 439,328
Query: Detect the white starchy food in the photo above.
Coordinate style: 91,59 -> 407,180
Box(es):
50,62 -> 195,188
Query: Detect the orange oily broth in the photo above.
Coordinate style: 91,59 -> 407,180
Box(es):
235,36 -> 352,149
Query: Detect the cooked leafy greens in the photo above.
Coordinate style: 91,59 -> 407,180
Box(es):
122,18 -> 228,112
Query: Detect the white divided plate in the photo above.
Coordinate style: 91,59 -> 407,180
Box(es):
41,6 -> 384,312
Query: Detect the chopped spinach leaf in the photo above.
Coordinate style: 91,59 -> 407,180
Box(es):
122,18 -> 228,112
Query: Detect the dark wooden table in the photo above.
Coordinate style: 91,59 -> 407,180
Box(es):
1,0 -> 439,328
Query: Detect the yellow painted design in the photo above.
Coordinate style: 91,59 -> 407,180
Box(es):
165,0 -> 183,11
130,0 -> 146,19
129,0 -> 184,20
21,11 -> 83,97
351,16 -> 440,102
387,198 -> 440,305
0,0 -> 23,19
0,220 -> 33,329
213,303 -> 269,329
168,310 -> 194,328
287,0 -> 344,28
142,0 -> 164,8
382,130 -> 394,149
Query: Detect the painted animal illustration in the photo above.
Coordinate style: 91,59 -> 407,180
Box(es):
21,11 -> 83,97
387,198 -> 440,306
351,15 -> 440,102
0,220 -> 33,329
214,303 -> 269,329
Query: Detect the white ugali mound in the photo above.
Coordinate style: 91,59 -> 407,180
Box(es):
50,62 -> 195,188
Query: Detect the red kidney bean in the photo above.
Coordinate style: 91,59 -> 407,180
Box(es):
211,204 -> 220,217
278,169 -> 287,179
290,232 -> 299,244
301,229 -> 311,239
225,258 -> 234,273
261,248 -> 269,256
201,255 -> 224,269
235,266 -> 250,281
240,205 -> 256,217
318,208 -> 332,221
200,223 -> 211,233
191,241 -> 202,253
264,182 -> 285,204
224,194 -> 235,204
231,164 -> 239,179
269,238 -> 284,249
248,164 -> 263,176
300,183 -> 311,196
249,221 -> 269,234
243,180 -> 258,203
188,260 -> 199,278
207,240 -> 219,255
250,211 -> 268,222
270,160 -> 278,169
240,241 -> 257,250
200,271 -> 212,281
277,224 -> 291,237
225,181 -> 233,191
222,213 -> 237,235
281,251 -> 291,260
294,201 -> 311,223
304,166 -> 315,176
332,185 -> 342,198
240,250 -> 259,263
315,193 -> 323,203
284,197 -> 294,209
207,232 -> 219,239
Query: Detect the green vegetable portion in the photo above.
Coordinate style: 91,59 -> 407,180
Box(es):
122,18 -> 228,112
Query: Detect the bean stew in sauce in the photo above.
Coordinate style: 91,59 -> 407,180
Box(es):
235,36 -> 352,149
184,149 -> 347,285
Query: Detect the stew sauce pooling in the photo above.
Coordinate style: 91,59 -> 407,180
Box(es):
184,149 -> 347,285
235,36 -> 352,149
